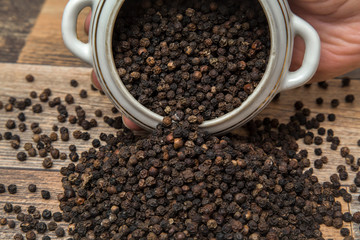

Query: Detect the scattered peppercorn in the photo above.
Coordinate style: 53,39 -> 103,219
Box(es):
79,89 -> 87,98
331,99 -> 340,108
345,94 -> 355,103
350,184 -> 357,193
318,81 -> 328,89
341,77 -> 351,87
316,97 -> 323,105
8,184 -> 17,194
0,218 -> 7,225
29,91 -> 37,99
340,227 -> 350,237
314,148 -> 322,156
42,158 -> 53,169
328,114 -> 336,121
25,74 -> 34,82
4,202 -> 13,213
14,233 -> 24,240
25,231 -> 36,240
55,227 -> 65,237
53,212 -> 62,222
41,190 -> 51,200
32,104 -> 42,113
5,119 -> 16,129
16,151 -> 27,161
0,184 -> 5,193
352,212 -> 360,223
95,109 -> 103,117
8,220 -> 15,229
47,221 -> 57,231
28,184 -> 37,193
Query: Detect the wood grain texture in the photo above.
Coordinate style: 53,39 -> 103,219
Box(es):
0,63 -> 359,239
0,63 -> 124,239
0,169 -> 68,239
17,0 -> 90,67
0,0 -> 45,63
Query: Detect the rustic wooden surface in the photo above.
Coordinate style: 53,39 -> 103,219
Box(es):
17,0 -> 90,67
1,0 -> 360,239
0,0 -> 45,63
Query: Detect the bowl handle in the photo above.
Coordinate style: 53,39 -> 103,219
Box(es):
280,14 -> 321,91
62,0 -> 97,66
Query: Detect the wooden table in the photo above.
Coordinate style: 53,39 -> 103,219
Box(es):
1,1 -> 360,239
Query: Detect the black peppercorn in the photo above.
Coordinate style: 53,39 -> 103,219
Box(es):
352,212 -> 360,223
328,114 -> 336,121
5,119 -> 16,129
345,94 -> 354,103
41,190 -> 51,200
314,148 -> 322,156
65,94 -> 74,104
17,152 -> 27,161
8,184 -> 17,194
42,158 -> 53,169
40,210 -> 51,220
4,203 -> 13,213
0,218 -> 7,225
14,233 -> 24,240
315,97 -> 323,105
25,231 -> 36,240
55,227 -> 65,237
53,212 -> 62,222
25,74 -> 34,82
18,112 -> 26,122
32,104 -> 42,113
36,222 -> 47,234
95,109 -> 103,117
8,220 -> 15,229
28,184 -> 37,193
70,79 -> 78,87
331,99 -> 339,108
314,136 -> 323,145
47,221 -> 57,231
318,81 -> 328,89
79,89 -> 88,98
0,184 -> 5,193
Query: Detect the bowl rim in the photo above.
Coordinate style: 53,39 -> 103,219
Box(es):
91,0 -> 293,134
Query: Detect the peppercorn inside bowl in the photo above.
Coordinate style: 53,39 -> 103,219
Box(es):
62,0 -> 320,135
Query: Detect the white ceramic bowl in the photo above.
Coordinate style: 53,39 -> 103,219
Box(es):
62,0 -> 320,135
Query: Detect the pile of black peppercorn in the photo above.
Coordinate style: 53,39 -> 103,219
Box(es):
56,103 -> 357,240
113,0 -> 270,120
2,75 -> 360,239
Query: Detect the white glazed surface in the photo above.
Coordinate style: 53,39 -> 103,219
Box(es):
62,0 -> 320,135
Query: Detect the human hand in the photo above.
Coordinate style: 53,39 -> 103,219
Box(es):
288,0 -> 360,82
84,12 -> 143,131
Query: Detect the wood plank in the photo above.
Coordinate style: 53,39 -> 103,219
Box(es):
0,63 -> 122,239
0,63 -> 360,238
0,169 -> 69,239
17,0 -> 90,67
258,81 -> 360,239
0,63 -> 121,170
0,0 -> 45,63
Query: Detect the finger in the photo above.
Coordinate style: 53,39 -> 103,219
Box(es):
91,70 -> 102,90
84,10 -> 92,35
122,116 -> 143,131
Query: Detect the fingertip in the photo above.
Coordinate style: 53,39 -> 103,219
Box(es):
91,70 -> 102,90
123,116 -> 143,131
84,10 -> 92,35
